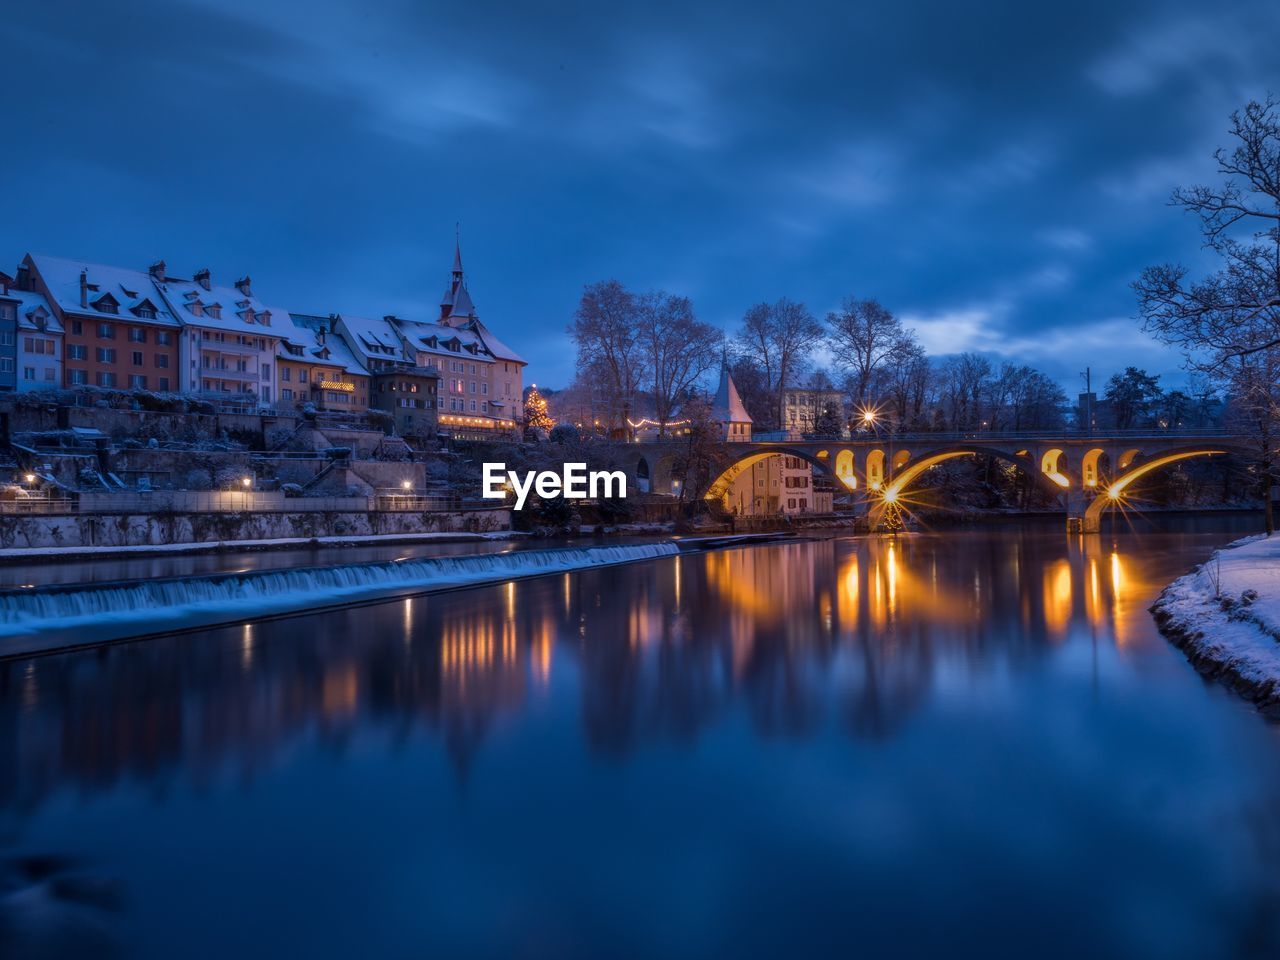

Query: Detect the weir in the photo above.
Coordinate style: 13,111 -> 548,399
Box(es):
0,542 -> 681,652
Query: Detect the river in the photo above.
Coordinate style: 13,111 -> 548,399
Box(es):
2,516 -> 1278,959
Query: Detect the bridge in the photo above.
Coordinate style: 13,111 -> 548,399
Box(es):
623,429 -> 1246,532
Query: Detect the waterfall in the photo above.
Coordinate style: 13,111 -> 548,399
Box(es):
0,542 -> 680,643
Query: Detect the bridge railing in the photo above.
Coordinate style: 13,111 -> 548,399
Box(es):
628,428 -> 1235,445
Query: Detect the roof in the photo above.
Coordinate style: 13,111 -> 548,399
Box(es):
2,288 -> 63,334
25,253 -> 179,327
710,363 -> 752,424
333,313 -> 410,364
448,283 -> 477,319
465,317 -> 525,364
388,315 -> 490,363
158,273 -> 281,338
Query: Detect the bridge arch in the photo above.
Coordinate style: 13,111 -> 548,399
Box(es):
1084,447 -> 1227,530
704,446 -> 838,504
1080,448 -> 1106,488
1039,448 -> 1069,488
834,450 -> 856,489
869,446 -> 1066,526
866,450 -> 886,489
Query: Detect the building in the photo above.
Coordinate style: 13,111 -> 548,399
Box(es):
22,254 -> 181,390
153,265 -> 282,409
782,387 -> 846,436
333,313 -> 441,438
710,362 -> 752,441
280,314 -> 370,413
10,287 -> 62,391
429,240 -> 524,434
0,273 -> 17,391
725,454 -> 821,516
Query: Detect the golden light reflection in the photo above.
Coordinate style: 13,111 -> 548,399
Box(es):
1043,559 -> 1072,636
241,623 -> 254,669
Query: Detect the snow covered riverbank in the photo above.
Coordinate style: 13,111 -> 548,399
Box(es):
1151,533 -> 1280,717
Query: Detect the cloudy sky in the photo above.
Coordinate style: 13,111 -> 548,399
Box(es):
5,0 -> 1277,390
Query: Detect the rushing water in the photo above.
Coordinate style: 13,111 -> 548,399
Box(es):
2,517 -> 1279,959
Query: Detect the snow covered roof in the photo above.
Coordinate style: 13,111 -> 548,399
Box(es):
25,253 -> 179,327
2,288 -> 62,334
388,315 -> 490,363
710,363 -> 752,424
465,317 -> 525,364
158,272 -> 281,338
333,313 -> 410,364
448,283 -> 477,320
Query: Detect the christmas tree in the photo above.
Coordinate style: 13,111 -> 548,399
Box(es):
524,385 -> 555,431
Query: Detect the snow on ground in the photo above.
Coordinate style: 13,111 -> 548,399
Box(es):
1152,533 -> 1280,711
0,531 -> 521,562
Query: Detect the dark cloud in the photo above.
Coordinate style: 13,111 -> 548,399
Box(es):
4,0 -> 1277,388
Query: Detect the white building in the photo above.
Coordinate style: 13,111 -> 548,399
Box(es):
153,265 -> 282,408
12,288 -> 62,391
710,362 -> 752,441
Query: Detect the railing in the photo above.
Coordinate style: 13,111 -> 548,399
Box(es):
0,499 -> 79,515
629,428 -> 1236,444
371,494 -> 460,512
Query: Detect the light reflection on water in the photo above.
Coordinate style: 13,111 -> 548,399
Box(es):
2,517 -> 1280,960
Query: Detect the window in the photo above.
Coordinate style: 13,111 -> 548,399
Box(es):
469,399 -> 477,412
97,323 -> 114,339
129,375 -> 147,389
44,368 -> 54,382
96,372 -> 116,387
282,388 -> 293,400
71,320 -> 83,335
155,354 -> 169,369
281,367 -> 291,382
129,328 -> 148,343
300,371 -> 308,383
0,358 -> 13,373
0,331 -> 12,346
96,347 -> 116,363
136,306 -> 155,320
262,363 -> 270,380
469,381 -> 476,394
68,369 -> 87,385
157,331 -> 172,345
0,304 -> 14,321
132,351 -> 144,367
158,377 -> 170,391
481,383 -> 488,395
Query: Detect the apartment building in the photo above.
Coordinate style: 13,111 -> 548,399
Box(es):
782,387 -> 846,436
22,254 -> 180,390
0,273 -> 17,390
11,288 -> 62,391
281,314 -> 370,413
153,265 -> 281,408
333,313 -> 440,437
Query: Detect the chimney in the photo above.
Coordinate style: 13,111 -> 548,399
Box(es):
79,269 -> 88,308
235,275 -> 251,296
149,260 -> 166,281
194,268 -> 211,291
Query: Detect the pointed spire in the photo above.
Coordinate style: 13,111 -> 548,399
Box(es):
452,223 -> 463,277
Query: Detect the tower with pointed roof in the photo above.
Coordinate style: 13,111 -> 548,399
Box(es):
710,362 -> 752,441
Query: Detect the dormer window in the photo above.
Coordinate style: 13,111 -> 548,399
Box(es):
260,310 -> 271,327
93,294 -> 119,315
190,300 -> 204,317
137,306 -> 155,319
207,304 -> 222,319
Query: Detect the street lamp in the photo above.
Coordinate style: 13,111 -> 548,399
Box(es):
401,479 -> 412,490
241,476 -> 252,489
23,473 -> 35,484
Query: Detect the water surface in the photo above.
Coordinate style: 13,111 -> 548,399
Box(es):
3,517 -> 1278,959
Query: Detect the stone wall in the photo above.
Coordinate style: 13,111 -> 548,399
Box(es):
0,508 -> 510,549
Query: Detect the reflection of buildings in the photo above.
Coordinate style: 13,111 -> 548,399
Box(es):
0,532 -> 1151,815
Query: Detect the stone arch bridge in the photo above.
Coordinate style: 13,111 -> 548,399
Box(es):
622,430 -> 1246,532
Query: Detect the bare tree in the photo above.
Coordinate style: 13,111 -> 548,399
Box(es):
1135,96 -> 1280,363
569,280 -> 647,436
826,297 -> 906,406
638,292 -> 722,436
736,298 -> 823,429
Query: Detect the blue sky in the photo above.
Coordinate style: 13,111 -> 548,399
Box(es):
4,0 -> 1277,391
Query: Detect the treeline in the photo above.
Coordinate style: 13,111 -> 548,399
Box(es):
560,280 -> 1218,437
